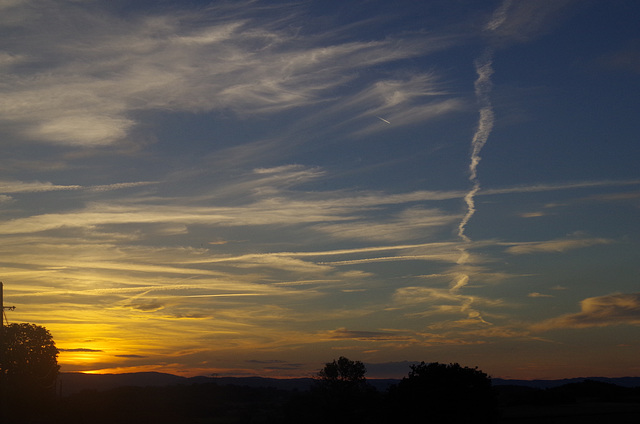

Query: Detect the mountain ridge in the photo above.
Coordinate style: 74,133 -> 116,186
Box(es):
57,371 -> 640,396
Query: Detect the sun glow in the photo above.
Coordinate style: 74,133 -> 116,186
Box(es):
59,350 -> 106,365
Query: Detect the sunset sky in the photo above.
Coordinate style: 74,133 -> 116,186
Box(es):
1,0 -> 639,380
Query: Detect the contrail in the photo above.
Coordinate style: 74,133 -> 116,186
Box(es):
457,51 -> 495,244
450,1 -> 509,317
457,52 -> 494,244
457,0 -> 510,246
376,116 -> 391,124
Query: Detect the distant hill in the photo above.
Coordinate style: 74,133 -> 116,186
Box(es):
57,371 -> 640,396
59,372 -> 188,395
492,376 -> 640,389
58,372 -> 319,396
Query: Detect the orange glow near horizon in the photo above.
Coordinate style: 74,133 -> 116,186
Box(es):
59,351 -> 106,365
76,366 -> 167,375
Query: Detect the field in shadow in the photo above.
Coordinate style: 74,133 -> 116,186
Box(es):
2,375 -> 639,424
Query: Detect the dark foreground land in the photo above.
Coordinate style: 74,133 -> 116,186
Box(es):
496,380 -> 640,424
3,376 -> 640,424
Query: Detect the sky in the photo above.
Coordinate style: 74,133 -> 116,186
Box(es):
1,0 -> 639,380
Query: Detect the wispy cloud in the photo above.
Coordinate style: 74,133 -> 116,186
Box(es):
486,0 -> 577,44
392,285 -> 503,324
335,75 -> 465,136
314,207 -> 459,242
0,180 -> 155,194
0,165 -> 468,238
481,179 -> 640,196
0,1 -> 456,147
485,0 -> 512,32
505,237 -> 612,255
532,293 -> 640,331
519,212 -> 548,218
528,292 -> 554,298
245,359 -> 304,371
323,328 -> 410,342
0,180 -> 82,193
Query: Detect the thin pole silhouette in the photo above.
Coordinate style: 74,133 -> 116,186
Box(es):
0,282 -> 15,422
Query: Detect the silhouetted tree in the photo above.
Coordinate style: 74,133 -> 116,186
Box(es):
389,362 -> 497,423
317,356 -> 366,388
0,323 -> 59,421
285,357 -> 377,423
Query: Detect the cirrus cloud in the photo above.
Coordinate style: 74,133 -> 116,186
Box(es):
505,237 -> 612,255
532,292 -> 640,331
0,0 -> 456,147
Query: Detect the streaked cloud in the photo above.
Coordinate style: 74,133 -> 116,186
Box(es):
481,179 -> 640,196
528,292 -> 554,298
0,180 -> 157,197
519,211 -> 548,218
314,207 -> 459,242
486,0 -> 577,44
392,285 -> 502,318
533,293 -> 640,330
505,237 -> 612,255
323,328 -> 410,342
0,180 -> 82,193
0,0 -> 456,147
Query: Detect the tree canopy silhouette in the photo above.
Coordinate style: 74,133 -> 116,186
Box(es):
284,356 -> 377,423
0,322 -> 59,413
390,362 -> 497,423
317,356 -> 366,387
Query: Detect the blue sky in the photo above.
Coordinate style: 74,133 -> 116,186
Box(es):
1,0 -> 639,379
